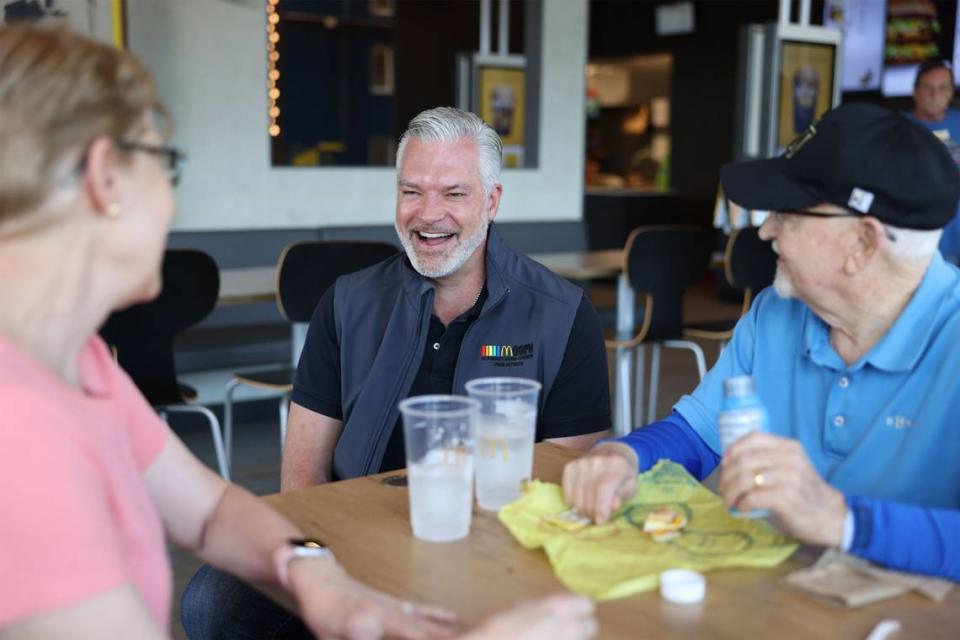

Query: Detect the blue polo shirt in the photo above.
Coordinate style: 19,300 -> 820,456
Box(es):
674,253 -> 960,509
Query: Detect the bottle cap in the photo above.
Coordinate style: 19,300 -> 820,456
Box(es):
723,375 -> 756,399
660,569 -> 706,604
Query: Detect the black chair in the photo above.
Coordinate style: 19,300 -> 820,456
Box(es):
223,240 -> 398,473
683,226 -> 778,357
606,226 -> 714,427
100,249 -> 229,478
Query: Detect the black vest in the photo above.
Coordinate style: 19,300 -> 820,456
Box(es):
331,226 -> 583,479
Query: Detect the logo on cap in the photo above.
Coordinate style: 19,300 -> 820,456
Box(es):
784,124 -> 817,158
848,187 -> 874,213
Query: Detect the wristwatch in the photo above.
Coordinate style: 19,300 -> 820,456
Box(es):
274,538 -> 335,589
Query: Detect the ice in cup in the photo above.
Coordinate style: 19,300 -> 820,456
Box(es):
399,395 -> 478,542
464,377 -> 541,511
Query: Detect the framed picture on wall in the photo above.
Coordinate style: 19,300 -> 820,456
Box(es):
777,40 -> 836,148
1,0 -> 126,47
477,65 -> 525,167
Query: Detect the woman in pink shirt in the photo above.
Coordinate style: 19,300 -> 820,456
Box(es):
0,23 -> 595,640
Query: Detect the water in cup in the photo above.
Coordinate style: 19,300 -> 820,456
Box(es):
465,378 -> 541,511
399,395 -> 478,542
407,448 -> 474,542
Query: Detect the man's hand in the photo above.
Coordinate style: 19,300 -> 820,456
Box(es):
561,442 -> 638,524
461,593 -> 596,640
719,432 -> 847,547
289,556 -> 457,639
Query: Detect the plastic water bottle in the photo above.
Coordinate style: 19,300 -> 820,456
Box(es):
718,375 -> 768,518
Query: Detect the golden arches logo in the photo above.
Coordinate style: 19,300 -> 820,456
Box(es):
479,437 -> 510,461
441,445 -> 471,467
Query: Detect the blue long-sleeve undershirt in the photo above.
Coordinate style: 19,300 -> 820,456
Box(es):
613,411 -> 720,481
848,495 -> 960,581
611,411 -> 960,581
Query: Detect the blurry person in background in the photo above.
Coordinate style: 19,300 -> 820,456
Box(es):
908,59 -> 960,261
0,23 -> 596,640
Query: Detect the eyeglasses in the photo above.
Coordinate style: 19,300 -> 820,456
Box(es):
116,140 -> 187,186
768,210 -> 896,241
769,209 -> 858,227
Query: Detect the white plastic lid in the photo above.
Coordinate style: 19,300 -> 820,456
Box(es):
660,569 -> 706,604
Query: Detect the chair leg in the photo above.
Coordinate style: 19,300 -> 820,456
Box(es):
662,339 -> 709,380
614,345 -> 633,436
162,404 -> 230,481
633,345 -> 646,431
647,343 -> 662,424
223,378 -> 241,477
279,393 -> 291,449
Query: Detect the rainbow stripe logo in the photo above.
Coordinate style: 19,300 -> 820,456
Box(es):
480,343 -> 534,364
481,345 -> 514,358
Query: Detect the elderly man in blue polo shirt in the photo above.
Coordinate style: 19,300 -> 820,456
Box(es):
563,103 -> 960,581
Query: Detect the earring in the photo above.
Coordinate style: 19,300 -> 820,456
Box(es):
106,203 -> 121,218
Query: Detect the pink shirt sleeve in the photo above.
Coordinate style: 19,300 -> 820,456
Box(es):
90,337 -> 169,472
0,388 -> 131,627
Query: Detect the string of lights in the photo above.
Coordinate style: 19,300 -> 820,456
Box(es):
267,0 -> 281,137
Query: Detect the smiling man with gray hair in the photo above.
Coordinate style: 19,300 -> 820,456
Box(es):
180,107 -> 611,639
563,103 -> 960,582
282,106 -> 611,485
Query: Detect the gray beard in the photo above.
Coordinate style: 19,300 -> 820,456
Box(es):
395,215 -> 489,278
772,267 -> 796,299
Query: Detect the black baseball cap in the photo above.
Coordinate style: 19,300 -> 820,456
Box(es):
720,103 -> 960,230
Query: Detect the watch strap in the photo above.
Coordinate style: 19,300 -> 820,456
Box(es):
273,538 -> 334,590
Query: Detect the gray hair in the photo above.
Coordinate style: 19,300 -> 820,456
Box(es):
882,223 -> 942,263
396,107 -> 502,195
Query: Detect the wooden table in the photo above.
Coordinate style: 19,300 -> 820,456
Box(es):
218,266 -> 277,306
263,443 -> 959,639
529,249 -> 624,281
217,252 -> 630,306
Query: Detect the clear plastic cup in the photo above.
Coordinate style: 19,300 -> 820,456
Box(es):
464,377 -> 541,511
399,395 -> 478,542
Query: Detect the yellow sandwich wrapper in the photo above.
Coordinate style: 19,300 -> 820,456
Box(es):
498,460 -> 799,601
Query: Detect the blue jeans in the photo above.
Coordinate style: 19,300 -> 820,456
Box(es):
180,564 -> 313,640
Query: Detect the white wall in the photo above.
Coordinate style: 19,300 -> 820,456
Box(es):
129,0 -> 586,231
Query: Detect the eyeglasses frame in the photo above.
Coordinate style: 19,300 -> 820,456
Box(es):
115,140 -> 187,186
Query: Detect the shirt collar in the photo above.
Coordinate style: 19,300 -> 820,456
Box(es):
802,253 -> 959,372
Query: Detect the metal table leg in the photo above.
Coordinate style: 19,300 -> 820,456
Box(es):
614,272 -> 634,436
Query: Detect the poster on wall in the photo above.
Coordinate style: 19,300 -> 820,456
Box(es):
777,41 -> 836,149
882,0 -> 946,95
478,66 -> 525,167
1,0 -> 125,47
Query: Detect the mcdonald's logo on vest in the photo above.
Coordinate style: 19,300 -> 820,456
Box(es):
480,342 -> 534,367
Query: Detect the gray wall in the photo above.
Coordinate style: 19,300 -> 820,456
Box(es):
128,0 -> 588,231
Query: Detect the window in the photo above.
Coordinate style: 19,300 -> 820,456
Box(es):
585,53 -> 673,192
267,0 -> 538,168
